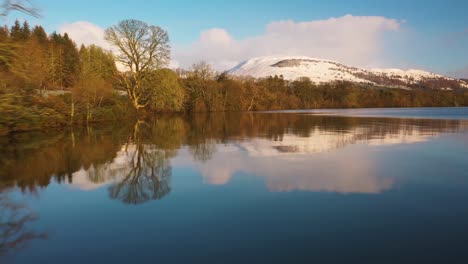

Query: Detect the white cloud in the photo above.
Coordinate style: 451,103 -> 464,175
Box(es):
60,21 -> 132,71
174,14 -> 403,70
59,21 -> 110,49
59,15 -> 403,71
59,21 -> 181,70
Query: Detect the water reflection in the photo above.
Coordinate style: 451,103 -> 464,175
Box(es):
1,113 -> 467,202
192,146 -> 394,193
107,121 -> 173,204
0,188 -> 46,256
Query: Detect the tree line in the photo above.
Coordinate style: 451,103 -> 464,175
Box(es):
1,19 -> 468,135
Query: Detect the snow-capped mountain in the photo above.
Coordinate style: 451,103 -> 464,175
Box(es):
229,56 -> 468,90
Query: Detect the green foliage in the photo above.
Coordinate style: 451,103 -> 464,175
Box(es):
147,68 -> 186,112
181,73 -> 468,112
0,42 -> 14,68
1,19 -> 467,135
0,93 -> 65,135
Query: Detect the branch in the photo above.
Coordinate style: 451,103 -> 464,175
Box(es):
1,0 -> 40,17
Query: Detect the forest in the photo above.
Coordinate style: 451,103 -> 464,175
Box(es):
1,19 -> 468,135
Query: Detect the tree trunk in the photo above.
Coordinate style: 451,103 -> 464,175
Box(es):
70,95 -> 75,124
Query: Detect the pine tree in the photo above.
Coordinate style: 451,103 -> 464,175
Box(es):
10,20 -> 21,41
21,21 -> 31,40
11,35 -> 49,91
62,33 -> 80,87
48,32 -> 65,89
32,26 -> 48,47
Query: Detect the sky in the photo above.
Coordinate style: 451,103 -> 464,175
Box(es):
4,0 -> 468,77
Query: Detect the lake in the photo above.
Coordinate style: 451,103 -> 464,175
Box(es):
1,108 -> 468,263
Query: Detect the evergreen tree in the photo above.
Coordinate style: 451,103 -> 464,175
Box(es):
10,19 -> 21,40
62,33 -> 80,87
10,21 -> 49,91
48,32 -> 65,89
31,25 -> 47,46
46,32 -> 81,88
21,20 -> 31,40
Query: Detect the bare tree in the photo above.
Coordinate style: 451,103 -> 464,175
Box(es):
0,189 -> 46,256
105,19 -> 170,111
0,0 -> 40,17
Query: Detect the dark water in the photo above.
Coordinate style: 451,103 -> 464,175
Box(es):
1,108 -> 468,263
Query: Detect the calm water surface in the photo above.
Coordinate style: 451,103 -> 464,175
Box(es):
1,108 -> 468,263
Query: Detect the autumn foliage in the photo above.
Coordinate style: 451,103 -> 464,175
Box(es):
1,20 -> 468,135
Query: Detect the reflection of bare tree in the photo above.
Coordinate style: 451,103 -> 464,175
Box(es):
189,141 -> 216,163
108,121 -> 172,204
0,189 -> 46,256
1,113 -> 467,199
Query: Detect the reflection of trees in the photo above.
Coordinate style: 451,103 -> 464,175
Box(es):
0,189 -> 46,256
190,143 -> 216,163
0,125 -> 128,192
187,113 -> 217,162
108,146 -> 172,204
0,112 -> 467,200
108,121 -> 173,204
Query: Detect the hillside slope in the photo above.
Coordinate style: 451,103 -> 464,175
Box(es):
229,56 -> 468,90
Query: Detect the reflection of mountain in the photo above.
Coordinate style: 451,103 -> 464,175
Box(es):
1,112 -> 467,199
187,116 -> 468,194
237,127 -> 441,157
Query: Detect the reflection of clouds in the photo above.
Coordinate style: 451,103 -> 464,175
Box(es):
66,118 -> 464,195
178,127 -> 448,194
67,146 -> 133,191
190,145 -> 393,194
240,130 -> 356,157
66,143 -> 172,205
200,166 -> 233,185
68,168 -> 108,191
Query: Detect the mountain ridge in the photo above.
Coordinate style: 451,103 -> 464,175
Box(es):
228,56 -> 468,90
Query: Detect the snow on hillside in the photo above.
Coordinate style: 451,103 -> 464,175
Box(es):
229,56 -> 466,89
370,68 -> 445,81
229,56 -> 371,83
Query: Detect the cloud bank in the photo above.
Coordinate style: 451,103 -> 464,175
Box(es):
174,14 -> 403,70
59,21 -> 110,49
59,15 -> 403,71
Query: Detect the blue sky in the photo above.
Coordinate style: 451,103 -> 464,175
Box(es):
5,0 -> 468,76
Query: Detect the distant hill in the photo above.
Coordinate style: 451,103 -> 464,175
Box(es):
229,56 -> 468,90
